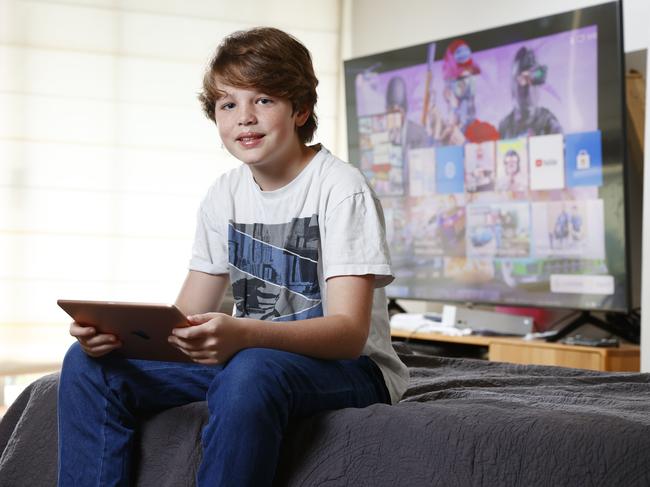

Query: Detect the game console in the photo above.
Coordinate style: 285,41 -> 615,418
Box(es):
441,305 -> 533,336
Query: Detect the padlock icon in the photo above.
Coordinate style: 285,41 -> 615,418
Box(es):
576,149 -> 590,170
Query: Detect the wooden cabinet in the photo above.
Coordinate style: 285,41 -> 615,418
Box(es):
489,338 -> 640,372
391,329 -> 640,372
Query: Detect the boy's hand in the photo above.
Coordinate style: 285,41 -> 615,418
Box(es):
69,321 -> 122,358
168,313 -> 246,365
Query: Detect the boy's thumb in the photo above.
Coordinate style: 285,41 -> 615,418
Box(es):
187,313 -> 212,323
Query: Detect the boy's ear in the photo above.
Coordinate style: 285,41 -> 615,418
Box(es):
294,108 -> 311,128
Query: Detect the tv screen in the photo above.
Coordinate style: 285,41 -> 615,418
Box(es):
344,2 -> 629,312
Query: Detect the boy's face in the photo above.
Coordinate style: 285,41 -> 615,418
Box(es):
212,81 -> 309,168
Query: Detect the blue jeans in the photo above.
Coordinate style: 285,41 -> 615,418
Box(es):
57,343 -> 390,486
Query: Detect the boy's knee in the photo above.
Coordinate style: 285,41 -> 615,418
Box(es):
61,342 -> 97,378
228,347 -> 284,370
62,342 -> 86,368
209,348 -> 292,408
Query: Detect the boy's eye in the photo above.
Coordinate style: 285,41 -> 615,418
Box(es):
257,98 -> 273,105
220,102 -> 235,110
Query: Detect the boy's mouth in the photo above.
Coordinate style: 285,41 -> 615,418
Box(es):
236,132 -> 265,148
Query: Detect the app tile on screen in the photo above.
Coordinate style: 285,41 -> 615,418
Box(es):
528,133 -> 565,190
565,131 -> 603,187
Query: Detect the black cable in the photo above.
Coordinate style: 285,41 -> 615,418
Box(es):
404,322 -> 437,345
546,310 -> 581,331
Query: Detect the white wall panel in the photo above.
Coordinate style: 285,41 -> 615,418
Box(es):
0,322 -> 76,364
0,45 -> 202,106
0,93 -> 216,149
117,147 -> 239,194
641,30 -> 650,372
2,1 -> 120,53
0,233 -> 191,282
115,192 -> 199,237
316,73 -> 338,119
0,277 -> 184,323
111,237 -> 190,284
312,115 -> 337,152
26,0 -> 340,32
117,57 -> 203,106
0,140 -> 239,193
1,93 -> 119,145
0,187 -> 201,237
117,102 -> 217,150
1,1 -> 339,73
1,188 -> 114,234
0,234 -> 115,280
0,279 -> 113,323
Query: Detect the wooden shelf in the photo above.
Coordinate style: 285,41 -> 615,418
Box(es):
391,329 -> 640,372
489,338 -> 640,371
390,328 -> 495,346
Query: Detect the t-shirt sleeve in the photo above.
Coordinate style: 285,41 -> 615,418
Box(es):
322,189 -> 394,288
189,199 -> 230,275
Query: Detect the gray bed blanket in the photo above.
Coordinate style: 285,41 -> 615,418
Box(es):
2,350 -> 650,486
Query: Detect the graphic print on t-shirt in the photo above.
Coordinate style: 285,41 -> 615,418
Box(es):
228,214 -> 323,321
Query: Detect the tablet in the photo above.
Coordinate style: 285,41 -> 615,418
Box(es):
57,299 -> 194,362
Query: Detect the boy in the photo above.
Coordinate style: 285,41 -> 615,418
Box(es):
58,27 -> 408,486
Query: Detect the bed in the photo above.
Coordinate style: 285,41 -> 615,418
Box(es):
2,343 -> 650,486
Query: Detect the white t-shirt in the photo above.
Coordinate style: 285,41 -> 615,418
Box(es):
189,145 -> 409,404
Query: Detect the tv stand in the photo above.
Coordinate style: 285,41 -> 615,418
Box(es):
390,330 -> 640,371
545,311 -> 640,344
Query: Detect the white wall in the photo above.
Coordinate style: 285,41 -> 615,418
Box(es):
345,0 -> 647,57
641,29 -> 650,371
343,0 -> 650,358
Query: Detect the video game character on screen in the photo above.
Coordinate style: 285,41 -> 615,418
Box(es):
429,195 -> 466,257
385,76 -> 430,192
499,47 -> 563,138
467,203 -> 530,258
385,76 -> 429,147
429,40 -> 499,146
569,204 -> 584,242
549,203 -> 585,250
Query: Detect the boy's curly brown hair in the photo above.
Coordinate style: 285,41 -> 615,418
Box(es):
198,27 -> 319,144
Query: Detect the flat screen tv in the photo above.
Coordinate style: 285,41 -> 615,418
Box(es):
344,1 -> 630,314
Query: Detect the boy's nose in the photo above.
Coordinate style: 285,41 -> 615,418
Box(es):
238,108 -> 257,126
